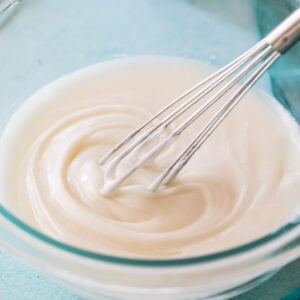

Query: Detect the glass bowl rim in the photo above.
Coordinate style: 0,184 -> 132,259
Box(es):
0,57 -> 299,268
0,204 -> 299,267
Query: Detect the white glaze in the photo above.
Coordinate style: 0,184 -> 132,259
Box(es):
0,57 -> 300,258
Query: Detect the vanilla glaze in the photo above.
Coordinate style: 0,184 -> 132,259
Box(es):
0,57 -> 299,258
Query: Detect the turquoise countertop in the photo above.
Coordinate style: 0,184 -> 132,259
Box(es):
0,0 -> 299,299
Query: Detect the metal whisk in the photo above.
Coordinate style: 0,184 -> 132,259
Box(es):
99,8 -> 300,195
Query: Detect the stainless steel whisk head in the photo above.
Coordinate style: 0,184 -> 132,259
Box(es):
99,8 -> 300,195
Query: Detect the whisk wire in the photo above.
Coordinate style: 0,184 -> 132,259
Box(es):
98,41 -> 267,166
99,8 -> 300,194
150,51 -> 281,191
101,44 -> 276,195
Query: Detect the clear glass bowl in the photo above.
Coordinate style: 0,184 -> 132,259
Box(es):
0,1 -> 299,299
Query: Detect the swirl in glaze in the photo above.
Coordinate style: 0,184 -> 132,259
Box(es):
1,57 -> 300,258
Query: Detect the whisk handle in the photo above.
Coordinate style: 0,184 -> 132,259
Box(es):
265,7 -> 300,53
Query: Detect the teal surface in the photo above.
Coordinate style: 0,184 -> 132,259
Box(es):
0,0 -> 299,299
